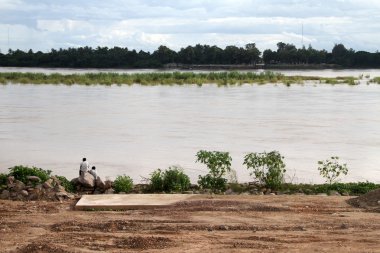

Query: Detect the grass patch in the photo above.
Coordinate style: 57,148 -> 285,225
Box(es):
0,71 -> 362,86
278,182 -> 380,195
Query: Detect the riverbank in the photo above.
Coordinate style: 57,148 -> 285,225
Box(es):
0,195 -> 379,252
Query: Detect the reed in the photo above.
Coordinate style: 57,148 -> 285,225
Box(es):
0,71 -> 361,86
371,77 -> 380,84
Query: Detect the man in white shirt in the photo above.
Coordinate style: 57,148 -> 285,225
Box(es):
89,166 -> 97,180
79,158 -> 89,177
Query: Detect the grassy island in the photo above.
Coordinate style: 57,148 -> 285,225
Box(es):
0,71 -> 362,86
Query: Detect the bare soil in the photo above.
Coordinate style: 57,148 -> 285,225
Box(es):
0,195 -> 379,252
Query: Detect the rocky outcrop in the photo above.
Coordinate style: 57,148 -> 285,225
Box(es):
71,172 -> 111,194
0,176 -> 75,201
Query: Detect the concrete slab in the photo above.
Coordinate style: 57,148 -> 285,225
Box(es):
75,194 -> 194,210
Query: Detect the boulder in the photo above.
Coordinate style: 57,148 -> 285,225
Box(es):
328,190 -> 341,196
0,190 -> 10,199
225,189 -> 234,195
54,184 -> 66,192
20,190 -> 29,197
55,191 -> 69,201
27,176 -> 41,182
104,188 -> 115,194
104,180 -> 112,190
13,180 -> 25,192
7,176 -> 15,185
43,179 -> 53,189
95,177 -> 105,190
78,172 -> 95,188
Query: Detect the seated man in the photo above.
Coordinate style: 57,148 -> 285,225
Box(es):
88,166 -> 97,180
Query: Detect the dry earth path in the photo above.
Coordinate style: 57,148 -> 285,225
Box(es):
0,195 -> 379,252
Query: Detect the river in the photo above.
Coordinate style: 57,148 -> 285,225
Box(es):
0,67 -> 379,183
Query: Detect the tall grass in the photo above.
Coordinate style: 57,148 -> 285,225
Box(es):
371,77 -> 380,84
0,71 -> 361,86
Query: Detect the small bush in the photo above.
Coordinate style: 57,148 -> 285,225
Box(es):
113,175 -> 133,193
8,165 -> 52,184
162,166 -> 190,192
244,151 -> 286,190
278,182 -> 380,195
196,150 -> 232,193
149,166 -> 191,193
317,156 -> 348,184
0,173 -> 7,186
149,169 -> 164,192
198,174 -> 228,192
55,175 -> 76,193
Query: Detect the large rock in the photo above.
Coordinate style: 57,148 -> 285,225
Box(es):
20,190 -> 29,197
104,180 -> 112,190
78,172 -> 95,188
54,184 -> 66,192
43,179 -> 53,189
0,190 -> 10,199
13,180 -> 25,192
27,176 -> 41,183
104,188 -> 115,194
95,177 -> 105,190
7,176 -> 15,185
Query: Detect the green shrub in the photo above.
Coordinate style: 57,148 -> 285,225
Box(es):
243,151 -> 286,190
278,182 -> 380,195
162,166 -> 190,192
0,173 -> 7,186
149,166 -> 191,193
55,175 -> 76,193
8,165 -> 52,184
198,174 -> 228,192
196,150 -> 232,192
149,169 -> 164,192
113,175 -> 133,193
228,183 -> 246,193
317,156 -> 348,184
345,182 -> 379,195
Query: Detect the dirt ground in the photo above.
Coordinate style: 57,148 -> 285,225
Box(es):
0,195 -> 379,253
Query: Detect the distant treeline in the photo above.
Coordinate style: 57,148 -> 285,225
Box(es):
1,42 -> 380,68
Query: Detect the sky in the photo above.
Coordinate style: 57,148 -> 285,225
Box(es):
1,0 -> 380,54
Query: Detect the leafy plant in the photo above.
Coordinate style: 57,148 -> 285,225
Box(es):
113,175 -> 134,193
162,166 -> 190,192
8,165 -> 52,184
243,151 -> 286,190
0,173 -> 7,186
196,150 -> 232,192
279,182 -> 379,195
149,169 -> 164,192
149,166 -> 191,192
317,156 -> 348,184
55,175 -> 76,193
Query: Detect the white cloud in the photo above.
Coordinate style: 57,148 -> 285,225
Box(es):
1,0 -> 380,53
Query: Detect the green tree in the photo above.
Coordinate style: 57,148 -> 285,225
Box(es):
243,151 -> 286,190
196,150 -> 232,192
245,43 -> 261,65
317,156 -> 348,184
152,45 -> 177,64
